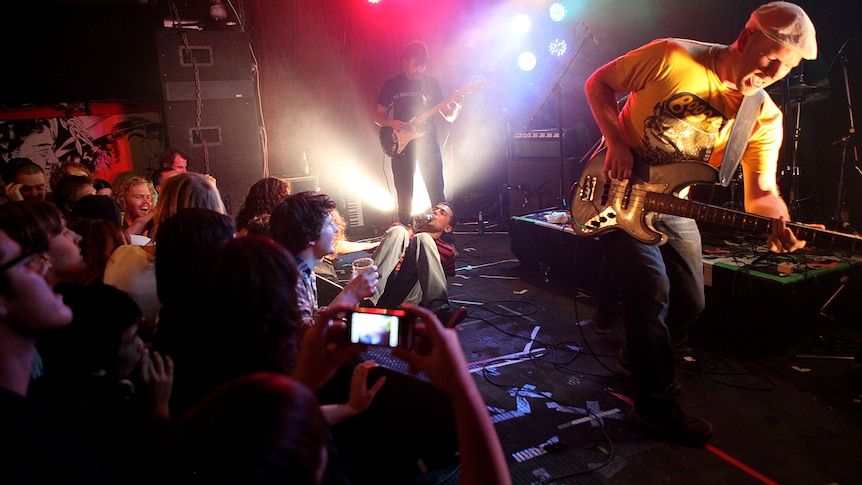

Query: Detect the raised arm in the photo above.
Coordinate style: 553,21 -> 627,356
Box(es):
393,304 -> 511,485
584,61 -> 635,181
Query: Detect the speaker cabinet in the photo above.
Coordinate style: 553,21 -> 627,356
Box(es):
511,129 -> 579,159
155,30 -> 255,85
156,30 -> 263,215
508,157 -> 581,216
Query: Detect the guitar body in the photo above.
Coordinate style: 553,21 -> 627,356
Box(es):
569,150 -> 718,244
569,149 -> 862,252
378,124 -> 423,157
379,126 -> 399,157
378,78 -> 486,158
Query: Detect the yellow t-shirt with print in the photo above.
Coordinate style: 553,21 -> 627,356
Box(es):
614,38 -> 783,175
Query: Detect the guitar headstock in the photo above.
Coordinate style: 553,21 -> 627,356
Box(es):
461,78 -> 487,95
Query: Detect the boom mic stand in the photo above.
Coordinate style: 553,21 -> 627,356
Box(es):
526,24 -> 594,210
795,276 -> 859,361
829,40 -> 862,232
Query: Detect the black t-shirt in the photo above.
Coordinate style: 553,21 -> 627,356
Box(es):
376,73 -> 445,137
0,387 -> 104,483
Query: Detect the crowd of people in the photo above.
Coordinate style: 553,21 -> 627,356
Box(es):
0,1 -> 821,480
0,147 -> 508,484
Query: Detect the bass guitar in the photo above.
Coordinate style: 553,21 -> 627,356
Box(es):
379,79 -> 486,158
568,149 -> 862,253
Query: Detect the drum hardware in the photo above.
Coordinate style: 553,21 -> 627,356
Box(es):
780,71 -> 831,221
828,39 -> 861,233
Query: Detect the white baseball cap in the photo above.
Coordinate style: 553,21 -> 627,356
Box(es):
746,1 -> 817,60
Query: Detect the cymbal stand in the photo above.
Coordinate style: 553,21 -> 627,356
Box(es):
829,43 -> 862,232
787,74 -> 805,221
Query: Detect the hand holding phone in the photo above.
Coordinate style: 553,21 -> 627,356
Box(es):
292,303 -> 365,391
390,304 -> 473,395
346,307 -> 415,349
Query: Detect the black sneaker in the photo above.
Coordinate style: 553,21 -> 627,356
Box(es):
617,357 -> 683,395
435,305 -> 468,329
633,405 -> 713,445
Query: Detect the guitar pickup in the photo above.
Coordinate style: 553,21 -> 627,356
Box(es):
621,182 -> 633,210
578,176 -> 596,202
600,179 -> 611,206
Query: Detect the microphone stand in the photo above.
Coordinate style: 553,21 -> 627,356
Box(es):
525,34 -> 592,210
795,276 -> 858,361
830,43 -> 861,232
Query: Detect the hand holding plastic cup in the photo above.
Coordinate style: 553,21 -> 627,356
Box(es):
351,257 -> 376,280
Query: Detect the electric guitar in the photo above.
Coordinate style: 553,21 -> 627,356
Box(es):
379,78 -> 486,158
568,149 -> 862,254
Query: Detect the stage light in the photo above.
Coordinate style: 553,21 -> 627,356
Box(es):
511,14 -> 531,34
364,186 -> 395,212
517,51 -> 537,72
549,3 -> 566,22
367,0 -> 381,4
549,38 -> 567,57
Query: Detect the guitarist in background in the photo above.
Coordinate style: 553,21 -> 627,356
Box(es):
374,41 -> 462,226
583,2 -> 817,445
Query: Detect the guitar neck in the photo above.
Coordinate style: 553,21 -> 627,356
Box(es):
644,192 -> 862,254
412,94 -> 459,126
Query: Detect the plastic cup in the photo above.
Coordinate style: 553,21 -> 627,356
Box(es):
351,257 -> 375,279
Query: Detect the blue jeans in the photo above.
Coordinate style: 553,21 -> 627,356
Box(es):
599,215 -> 705,411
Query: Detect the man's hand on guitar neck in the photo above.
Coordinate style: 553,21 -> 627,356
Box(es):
766,218 -> 826,254
767,217 -> 806,253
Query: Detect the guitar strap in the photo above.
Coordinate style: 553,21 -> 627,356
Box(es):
718,89 -> 765,187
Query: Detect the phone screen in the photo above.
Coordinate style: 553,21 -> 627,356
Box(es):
350,311 -> 401,347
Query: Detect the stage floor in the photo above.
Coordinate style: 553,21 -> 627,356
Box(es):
340,228 -> 862,484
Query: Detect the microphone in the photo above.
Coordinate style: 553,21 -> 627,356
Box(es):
582,22 -> 599,45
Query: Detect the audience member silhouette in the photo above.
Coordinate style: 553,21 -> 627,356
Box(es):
0,200 -> 86,285
70,194 -> 123,226
3,158 -> 48,201
151,207 -> 236,355
168,373 -> 327,484
53,175 -> 96,217
112,175 -> 155,238
104,173 -> 226,327
32,282 -> 174,483
158,147 -> 189,173
270,191 -> 378,328
235,176 -> 292,236
0,229 -> 103,481
48,161 -> 92,194
66,218 -> 130,285
151,167 -> 179,194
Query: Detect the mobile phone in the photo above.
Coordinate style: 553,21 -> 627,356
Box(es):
346,307 -> 414,349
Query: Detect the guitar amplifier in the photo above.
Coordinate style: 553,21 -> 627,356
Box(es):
511,130 -> 578,159
507,157 -> 582,216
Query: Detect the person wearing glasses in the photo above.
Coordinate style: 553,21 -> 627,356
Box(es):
0,229 -> 103,481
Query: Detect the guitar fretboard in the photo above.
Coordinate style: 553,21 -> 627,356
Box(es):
644,192 -> 862,254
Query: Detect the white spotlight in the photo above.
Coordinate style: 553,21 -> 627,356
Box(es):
517,51 -> 537,72
511,14 -> 532,34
